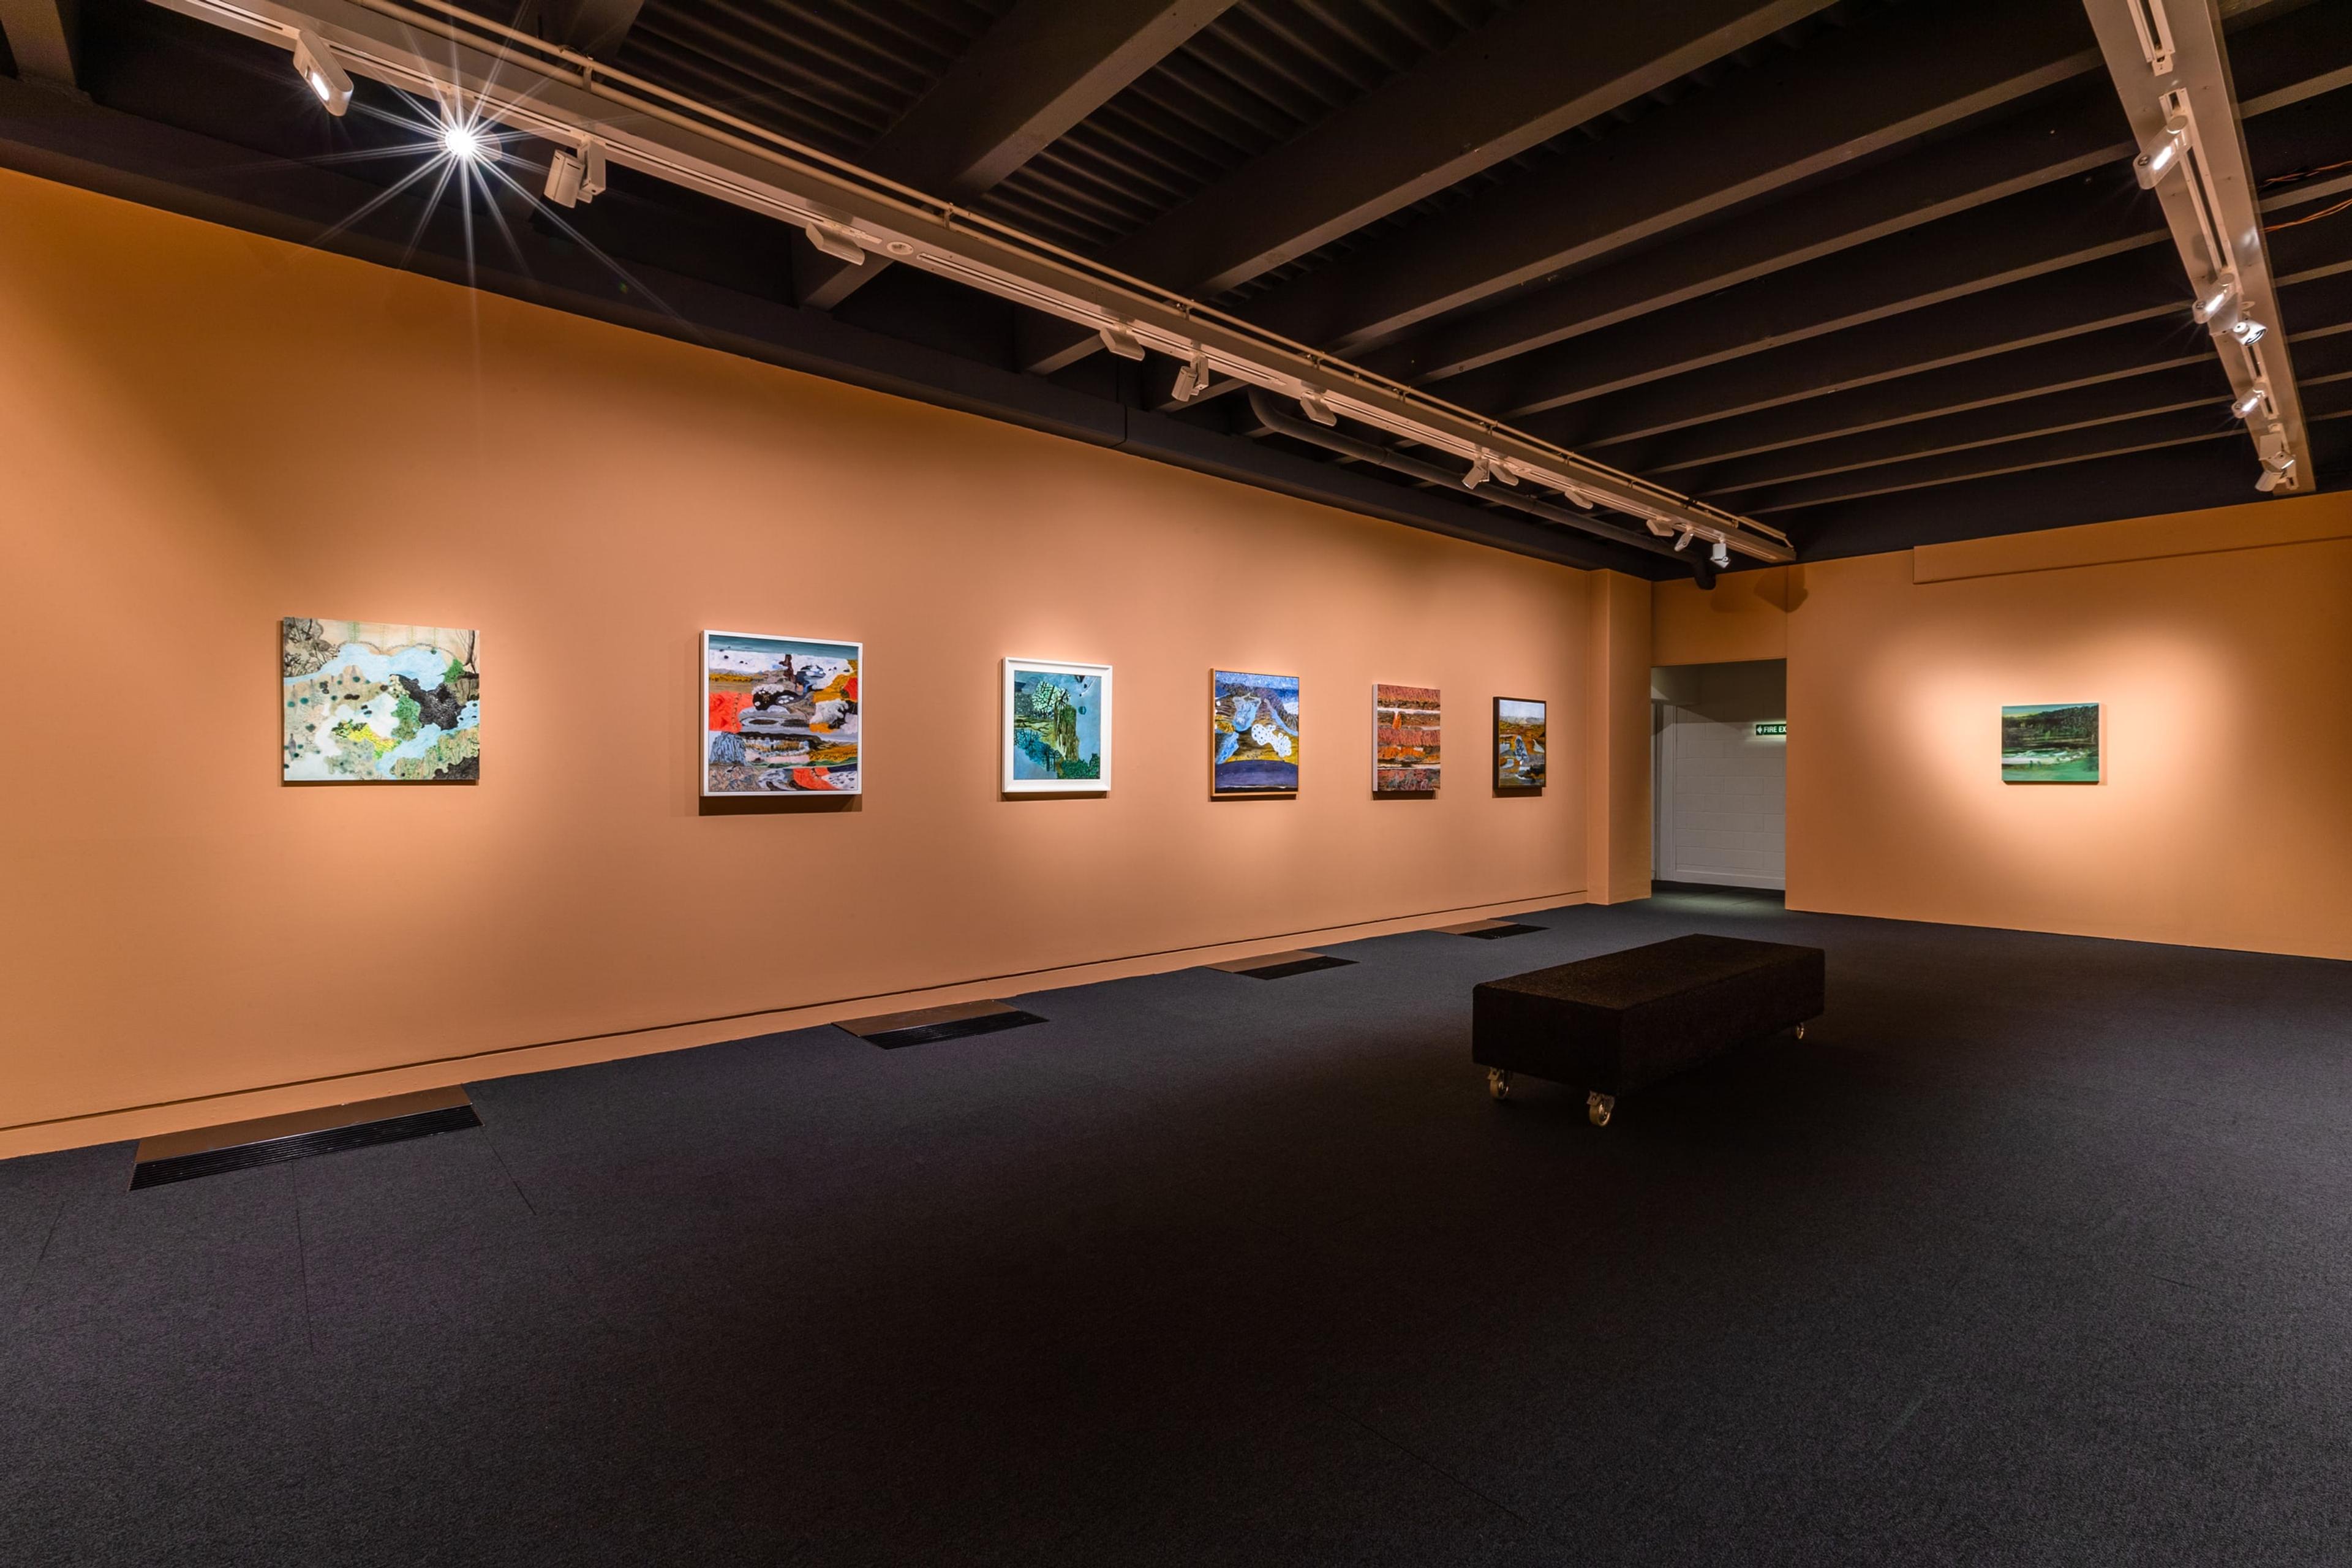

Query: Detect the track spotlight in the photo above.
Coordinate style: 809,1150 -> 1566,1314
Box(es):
2232,385 -> 2270,419
1297,390 -> 1337,426
1098,323 -> 1147,361
440,121 -> 497,162
2229,317 -> 2266,346
1463,453 -> 1491,490
2255,464 -> 2292,494
292,30 -> 353,117
2133,116 -> 2188,189
2192,275 -> 2236,324
1169,350 -> 1210,402
805,224 -> 865,266
545,149 -> 584,206
1710,537 -> 1730,569
545,140 -> 609,207
1673,528 -> 1694,551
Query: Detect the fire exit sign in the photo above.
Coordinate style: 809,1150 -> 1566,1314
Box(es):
1754,722 -> 1787,736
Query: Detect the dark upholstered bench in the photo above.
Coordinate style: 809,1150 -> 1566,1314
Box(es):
1472,934 -> 1824,1125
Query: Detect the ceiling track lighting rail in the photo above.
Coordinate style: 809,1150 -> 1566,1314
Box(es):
2086,0 -> 2310,495
141,0 -> 1794,567
1245,391 -> 1721,582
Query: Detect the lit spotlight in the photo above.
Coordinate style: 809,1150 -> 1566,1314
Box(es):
440,121 -> 494,163
1710,537 -> 1730,569
292,30 -> 353,117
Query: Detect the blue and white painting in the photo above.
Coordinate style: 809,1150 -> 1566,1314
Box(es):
1004,658 -> 1110,793
282,619 -> 479,782
1213,669 -> 1300,795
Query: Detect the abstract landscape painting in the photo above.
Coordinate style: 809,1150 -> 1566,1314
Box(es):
282,618 -> 479,782
1004,658 -> 1110,793
2002,703 -> 2100,783
1212,669 -> 1300,795
1373,684 -> 1440,793
704,631 -> 861,794
1494,697 -> 1546,790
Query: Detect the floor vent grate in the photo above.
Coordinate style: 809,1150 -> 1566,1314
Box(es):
862,1010 -> 1047,1049
1235,954 -> 1356,981
1460,923 -> 1544,940
131,1104 -> 481,1189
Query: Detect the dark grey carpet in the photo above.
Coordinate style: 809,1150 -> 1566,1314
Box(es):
4,888 -> 2348,1566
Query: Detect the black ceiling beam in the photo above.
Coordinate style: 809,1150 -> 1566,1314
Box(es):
1619,268 -> 2352,473
1226,0 -> 2103,360
1366,89 -> 2130,387
0,73 -> 1652,578
1438,172 -> 2168,420
0,0 -> 80,87
1745,407 -> 2247,514
1779,437 -> 2318,560
795,0 -> 1234,311
1523,248 -> 2195,450
1694,360 -> 2236,497
1015,0 -> 1841,375
1366,0 -> 2352,386
1744,379 -> 2352,518
535,0 -> 644,59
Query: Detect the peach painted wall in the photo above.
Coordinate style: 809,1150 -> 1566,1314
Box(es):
1585,570 -> 1654,903
1653,495 -> 2352,959
0,170 -> 1597,1150
1652,565 -> 1789,666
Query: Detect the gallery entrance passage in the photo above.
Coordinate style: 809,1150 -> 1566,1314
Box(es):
1651,660 -> 1787,892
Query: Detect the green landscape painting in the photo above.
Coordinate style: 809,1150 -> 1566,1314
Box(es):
2001,703 -> 2100,783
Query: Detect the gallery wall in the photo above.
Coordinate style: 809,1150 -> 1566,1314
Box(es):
0,170 -> 1605,1154
1655,495 -> 2352,959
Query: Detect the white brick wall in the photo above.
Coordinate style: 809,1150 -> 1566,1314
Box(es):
1653,660 -> 1785,891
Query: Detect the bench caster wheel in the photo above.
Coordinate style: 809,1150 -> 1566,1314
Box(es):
1794,1023 -> 1806,1039
1586,1092 -> 1615,1128
1487,1068 -> 1513,1101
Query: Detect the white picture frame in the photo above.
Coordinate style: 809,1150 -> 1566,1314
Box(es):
702,630 -> 863,796
1002,657 -> 1112,794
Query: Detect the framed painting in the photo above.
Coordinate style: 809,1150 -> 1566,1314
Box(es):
1003,658 -> 1111,793
2002,703 -> 2100,783
1212,669 -> 1300,795
1494,696 -> 1546,790
282,618 -> 479,782
1373,683 -> 1440,793
704,631 -> 861,794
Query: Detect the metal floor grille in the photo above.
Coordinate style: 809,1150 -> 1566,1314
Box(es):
862,1009 -> 1047,1049
1461,923 -> 1544,940
131,1104 -> 482,1189
1235,955 -> 1357,980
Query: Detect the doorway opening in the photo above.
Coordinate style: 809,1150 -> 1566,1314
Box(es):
1651,660 -> 1786,892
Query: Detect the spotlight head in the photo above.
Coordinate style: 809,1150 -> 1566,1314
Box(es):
440,121 -> 496,163
545,149 -> 585,208
2192,274 -> 2236,325
2255,464 -> 2290,494
2133,116 -> 2189,189
577,141 -> 608,202
2230,317 -> 2266,346
292,31 -> 353,117
2232,386 -> 2269,420
1169,351 -> 1208,403
1710,537 -> 1731,570
1463,454 -> 1491,490
1672,528 -> 1694,552
1297,390 -> 1337,427
804,222 -> 866,266
1098,323 -> 1147,362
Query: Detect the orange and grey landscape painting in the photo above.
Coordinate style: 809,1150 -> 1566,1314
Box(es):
1373,684 -> 1440,793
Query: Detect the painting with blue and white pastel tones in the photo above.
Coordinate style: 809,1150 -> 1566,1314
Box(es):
282,619 -> 479,782
1004,659 -> 1111,793
1212,669 -> 1300,795
1493,697 -> 1545,790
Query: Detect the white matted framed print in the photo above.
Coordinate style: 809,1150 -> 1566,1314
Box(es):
1003,658 -> 1111,793
703,630 -> 862,795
